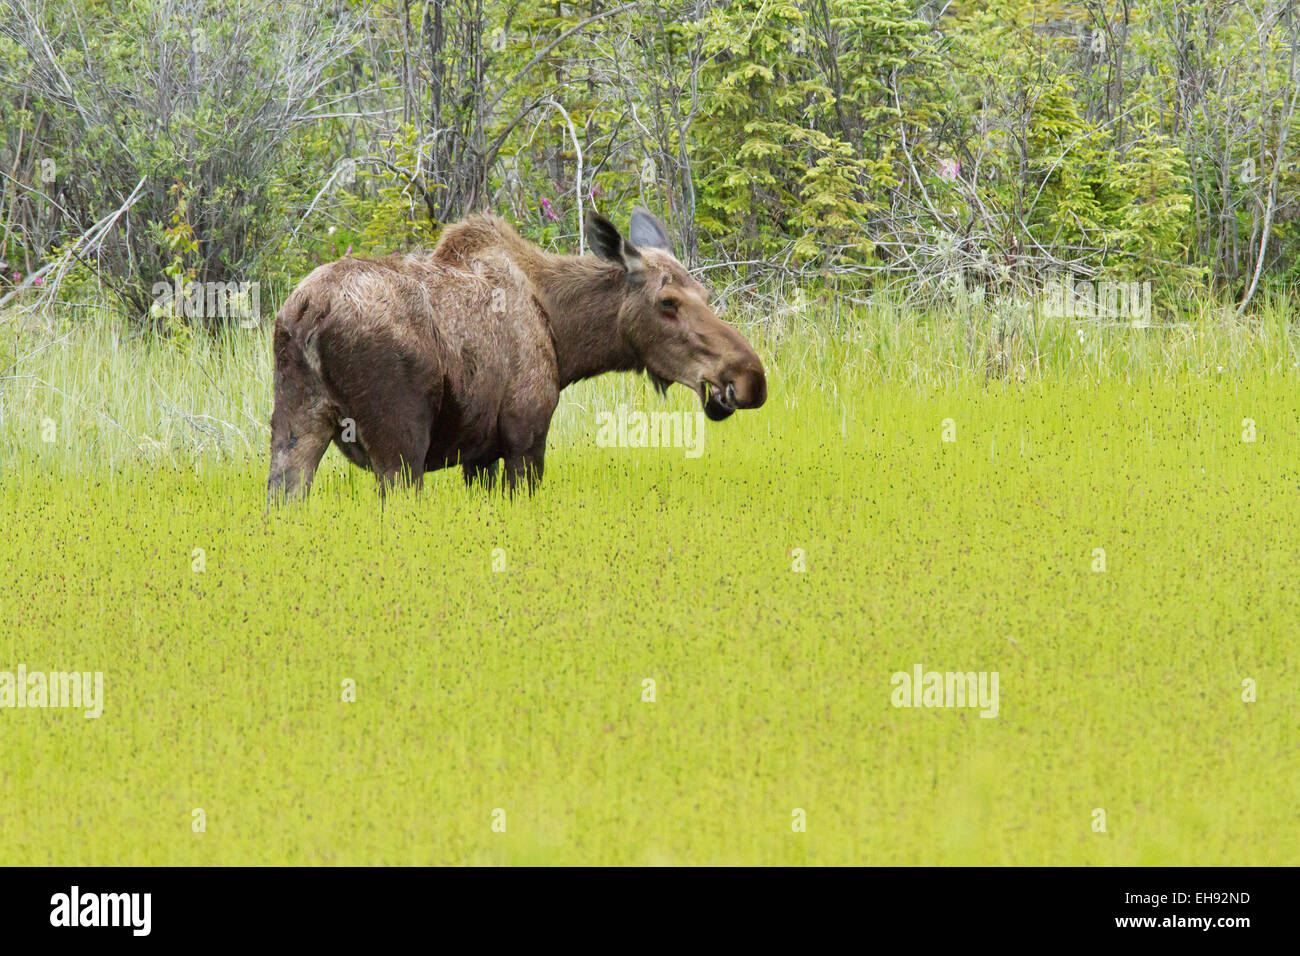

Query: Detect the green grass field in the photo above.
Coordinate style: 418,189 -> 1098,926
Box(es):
1,298 -> 1297,864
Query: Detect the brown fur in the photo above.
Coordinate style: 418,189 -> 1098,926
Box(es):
266,209 -> 766,504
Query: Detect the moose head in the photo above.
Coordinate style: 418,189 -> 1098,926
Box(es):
585,208 -> 767,421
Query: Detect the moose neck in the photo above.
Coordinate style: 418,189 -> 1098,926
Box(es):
519,252 -> 641,389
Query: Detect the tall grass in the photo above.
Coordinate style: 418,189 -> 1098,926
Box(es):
2,292 -> 1296,476
2,291 -> 1298,864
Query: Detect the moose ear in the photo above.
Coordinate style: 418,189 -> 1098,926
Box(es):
585,210 -> 645,281
628,207 -> 672,252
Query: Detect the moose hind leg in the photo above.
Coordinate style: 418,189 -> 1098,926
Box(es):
266,402 -> 334,506
267,323 -> 337,508
306,327 -> 440,499
369,431 -> 431,496
462,459 -> 500,491
352,399 -> 433,497
503,440 -> 546,497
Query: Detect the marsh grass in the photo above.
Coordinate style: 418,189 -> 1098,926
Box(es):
0,293 -> 1297,864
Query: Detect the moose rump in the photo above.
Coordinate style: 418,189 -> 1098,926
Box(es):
267,246 -> 557,502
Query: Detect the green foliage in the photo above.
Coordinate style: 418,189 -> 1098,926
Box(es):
1,0 -> 1296,320
0,0 -> 357,323
692,0 -> 933,264
342,126 -> 445,254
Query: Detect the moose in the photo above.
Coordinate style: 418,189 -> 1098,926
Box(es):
266,208 -> 766,503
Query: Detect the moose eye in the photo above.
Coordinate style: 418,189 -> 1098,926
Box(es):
658,296 -> 680,317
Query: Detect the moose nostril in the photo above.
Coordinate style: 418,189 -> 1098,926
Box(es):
724,382 -> 736,406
